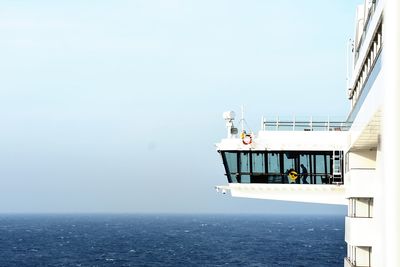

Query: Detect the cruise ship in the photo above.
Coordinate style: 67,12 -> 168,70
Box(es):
215,0 -> 400,266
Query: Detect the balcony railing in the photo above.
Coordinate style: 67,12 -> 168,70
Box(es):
262,118 -> 351,132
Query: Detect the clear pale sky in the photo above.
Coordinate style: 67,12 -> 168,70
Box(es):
0,0 -> 360,214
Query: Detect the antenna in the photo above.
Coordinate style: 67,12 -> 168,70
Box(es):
223,111 -> 237,138
241,105 -> 244,133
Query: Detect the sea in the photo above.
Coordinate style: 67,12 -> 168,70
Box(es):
0,214 -> 345,267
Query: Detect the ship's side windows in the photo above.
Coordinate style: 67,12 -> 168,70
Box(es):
252,153 -> 265,174
283,152 -> 296,171
283,152 -> 298,183
348,198 -> 373,218
221,150 -> 343,185
299,154 -> 311,184
267,153 -> 280,173
267,152 -> 281,183
223,152 -> 238,183
225,152 -> 238,173
240,152 -> 250,183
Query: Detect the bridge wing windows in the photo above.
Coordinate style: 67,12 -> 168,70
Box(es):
284,152 -> 298,183
251,153 -> 267,183
240,152 -> 250,183
267,153 -> 282,183
220,151 -> 343,185
252,153 -> 265,174
222,152 -> 238,183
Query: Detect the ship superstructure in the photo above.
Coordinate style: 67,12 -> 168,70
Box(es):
215,0 -> 400,266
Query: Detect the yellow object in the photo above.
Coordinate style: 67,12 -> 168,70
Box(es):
288,171 -> 298,181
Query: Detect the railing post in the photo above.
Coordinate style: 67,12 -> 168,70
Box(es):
293,115 -> 296,131
276,116 -> 279,131
327,116 -> 330,131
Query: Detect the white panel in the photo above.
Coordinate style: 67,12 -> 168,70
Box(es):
345,169 -> 375,198
348,150 -> 377,168
217,131 -> 349,152
226,183 -> 346,205
345,216 -> 374,246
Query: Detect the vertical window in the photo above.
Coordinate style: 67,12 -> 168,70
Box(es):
267,153 -> 280,174
225,152 -> 238,173
267,152 -> 281,183
299,154 -> 311,184
315,154 -> 326,184
221,150 -> 343,185
224,152 -> 238,183
240,152 -> 250,173
284,152 -> 297,184
283,152 -> 296,171
252,153 -> 265,174
240,152 -> 250,183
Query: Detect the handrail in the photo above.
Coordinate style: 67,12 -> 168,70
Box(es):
263,120 -> 351,131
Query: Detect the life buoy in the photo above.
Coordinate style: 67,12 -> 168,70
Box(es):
241,134 -> 252,145
288,170 -> 298,181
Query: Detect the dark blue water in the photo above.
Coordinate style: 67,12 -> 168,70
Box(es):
0,214 -> 345,267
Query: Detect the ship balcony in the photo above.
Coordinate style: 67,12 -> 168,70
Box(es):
216,117 -> 350,204
345,216 -> 374,246
216,150 -> 347,205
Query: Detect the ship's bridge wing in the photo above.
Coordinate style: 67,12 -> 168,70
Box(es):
215,128 -> 349,205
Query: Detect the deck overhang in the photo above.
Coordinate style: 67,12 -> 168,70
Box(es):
216,183 -> 346,205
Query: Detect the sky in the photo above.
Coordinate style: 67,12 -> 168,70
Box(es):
0,0 -> 360,214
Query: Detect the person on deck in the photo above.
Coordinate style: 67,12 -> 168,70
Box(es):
300,164 -> 309,184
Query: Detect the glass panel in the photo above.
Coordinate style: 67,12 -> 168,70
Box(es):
241,175 -> 250,184
315,154 -> 326,184
252,152 -> 265,174
299,154 -> 310,184
267,153 -> 280,173
334,152 -> 341,173
326,154 -> 332,174
231,174 -> 239,183
240,152 -> 250,174
267,152 -> 281,183
221,150 -> 343,185
225,152 -> 238,174
283,152 -> 295,170
284,152 -> 297,184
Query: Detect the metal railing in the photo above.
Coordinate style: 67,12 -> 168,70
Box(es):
262,118 -> 351,132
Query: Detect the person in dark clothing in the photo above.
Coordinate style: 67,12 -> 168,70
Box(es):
300,164 -> 309,184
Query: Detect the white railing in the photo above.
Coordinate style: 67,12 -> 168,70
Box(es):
262,117 -> 351,131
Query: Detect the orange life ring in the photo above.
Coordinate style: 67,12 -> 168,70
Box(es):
242,134 -> 252,145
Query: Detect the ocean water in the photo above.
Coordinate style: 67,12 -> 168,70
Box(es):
0,214 -> 345,267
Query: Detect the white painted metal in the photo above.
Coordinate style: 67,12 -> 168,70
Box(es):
345,216 -> 374,246
217,131 -> 349,152
345,169 -> 375,198
382,0 -> 400,266
220,184 -> 346,205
